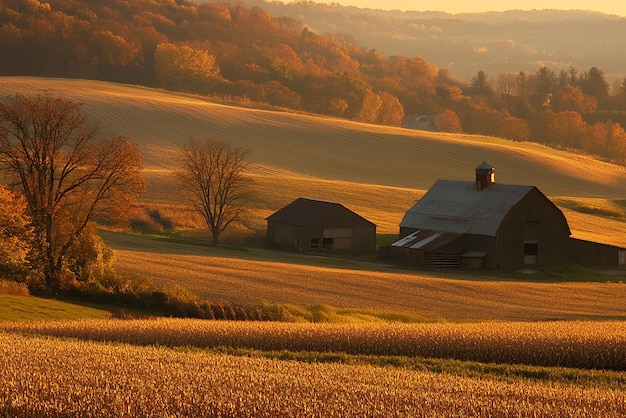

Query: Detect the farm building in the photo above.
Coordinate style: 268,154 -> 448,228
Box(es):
266,197 -> 376,252
390,162 -> 626,268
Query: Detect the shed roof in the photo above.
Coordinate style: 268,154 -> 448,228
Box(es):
267,197 -> 375,227
399,180 -> 536,236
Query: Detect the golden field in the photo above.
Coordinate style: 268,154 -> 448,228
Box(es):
4,318 -> 626,370
103,230 -> 626,322
1,319 -> 625,417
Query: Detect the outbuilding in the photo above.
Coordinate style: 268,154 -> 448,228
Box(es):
266,197 -> 376,252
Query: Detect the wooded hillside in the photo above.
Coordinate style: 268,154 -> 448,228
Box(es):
2,0 -> 626,164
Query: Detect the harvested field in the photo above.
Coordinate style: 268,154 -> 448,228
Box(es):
104,232 -> 626,322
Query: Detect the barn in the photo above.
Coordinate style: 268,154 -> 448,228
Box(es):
390,162 -> 626,268
391,162 -> 573,268
266,197 -> 377,252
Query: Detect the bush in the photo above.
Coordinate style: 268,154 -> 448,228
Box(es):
0,280 -> 29,296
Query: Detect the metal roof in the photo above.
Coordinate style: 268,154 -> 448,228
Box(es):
267,197 -> 375,227
399,180 -> 535,236
391,229 -> 460,250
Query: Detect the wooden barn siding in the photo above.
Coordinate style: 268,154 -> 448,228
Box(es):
351,225 -> 377,252
495,190 -> 570,266
267,206 -> 376,252
266,222 -> 308,250
569,238 -> 623,266
394,189 -> 570,268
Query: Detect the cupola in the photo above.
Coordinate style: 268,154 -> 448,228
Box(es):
475,162 -> 495,190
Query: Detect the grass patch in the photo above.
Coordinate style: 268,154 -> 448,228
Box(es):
0,294 -> 111,322
256,302 -> 437,323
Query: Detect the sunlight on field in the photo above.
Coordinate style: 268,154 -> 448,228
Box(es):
0,333 -> 621,417
102,232 -> 626,322
5,77 -> 626,321
3,77 -> 626,199
1,321 -> 625,416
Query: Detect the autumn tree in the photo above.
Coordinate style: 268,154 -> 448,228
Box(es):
154,42 -> 222,93
0,93 -> 145,292
0,184 -> 32,282
436,109 -> 462,133
178,139 -> 251,245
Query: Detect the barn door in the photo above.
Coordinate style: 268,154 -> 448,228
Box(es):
523,241 -> 538,264
523,221 -> 540,264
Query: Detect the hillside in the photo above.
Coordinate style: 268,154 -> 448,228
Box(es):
236,1 -> 626,81
2,77 -> 626,242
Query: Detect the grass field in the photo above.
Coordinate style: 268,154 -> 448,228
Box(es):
101,231 -> 626,322
0,295 -> 110,321
3,76 -> 626,319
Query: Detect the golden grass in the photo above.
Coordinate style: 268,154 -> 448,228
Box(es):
2,323 -> 625,416
3,76 -> 626,198
102,232 -> 626,322
6,318 -> 626,370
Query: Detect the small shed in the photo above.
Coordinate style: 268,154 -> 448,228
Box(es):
266,197 -> 376,252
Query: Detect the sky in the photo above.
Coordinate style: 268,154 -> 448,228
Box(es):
283,1 -> 626,17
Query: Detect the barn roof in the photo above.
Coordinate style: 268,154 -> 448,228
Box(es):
399,180 -> 536,236
267,197 -> 375,227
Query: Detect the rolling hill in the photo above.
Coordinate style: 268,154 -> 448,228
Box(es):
2,77 -> 626,239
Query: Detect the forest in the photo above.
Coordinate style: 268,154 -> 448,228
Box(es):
2,0 -> 626,164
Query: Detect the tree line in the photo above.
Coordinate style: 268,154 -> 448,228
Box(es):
2,0 -> 626,164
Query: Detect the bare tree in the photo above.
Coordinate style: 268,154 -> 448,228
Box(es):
0,93 -> 145,292
178,139 -> 250,245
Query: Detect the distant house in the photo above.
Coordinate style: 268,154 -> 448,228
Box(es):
402,114 -> 439,132
266,197 -> 376,252
390,162 -> 626,268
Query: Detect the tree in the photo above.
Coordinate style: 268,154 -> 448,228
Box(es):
154,42 -> 221,93
436,109 -> 462,133
0,184 -> 32,281
580,66 -> 610,107
178,139 -> 251,245
0,93 -> 145,292
533,66 -> 557,97
469,70 -> 492,97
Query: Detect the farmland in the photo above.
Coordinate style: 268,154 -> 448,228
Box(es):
1,319 -> 626,416
2,77 -> 626,415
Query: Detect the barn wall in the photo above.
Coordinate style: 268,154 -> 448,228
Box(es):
267,206 -> 376,252
319,207 -> 376,252
267,222 -> 307,250
569,238 -> 625,266
496,189 -> 570,266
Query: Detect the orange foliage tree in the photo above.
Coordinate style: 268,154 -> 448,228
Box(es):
0,184 -> 32,282
0,93 -> 145,292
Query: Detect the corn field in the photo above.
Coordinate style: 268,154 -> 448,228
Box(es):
1,331 -> 625,417
2,319 -> 626,370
